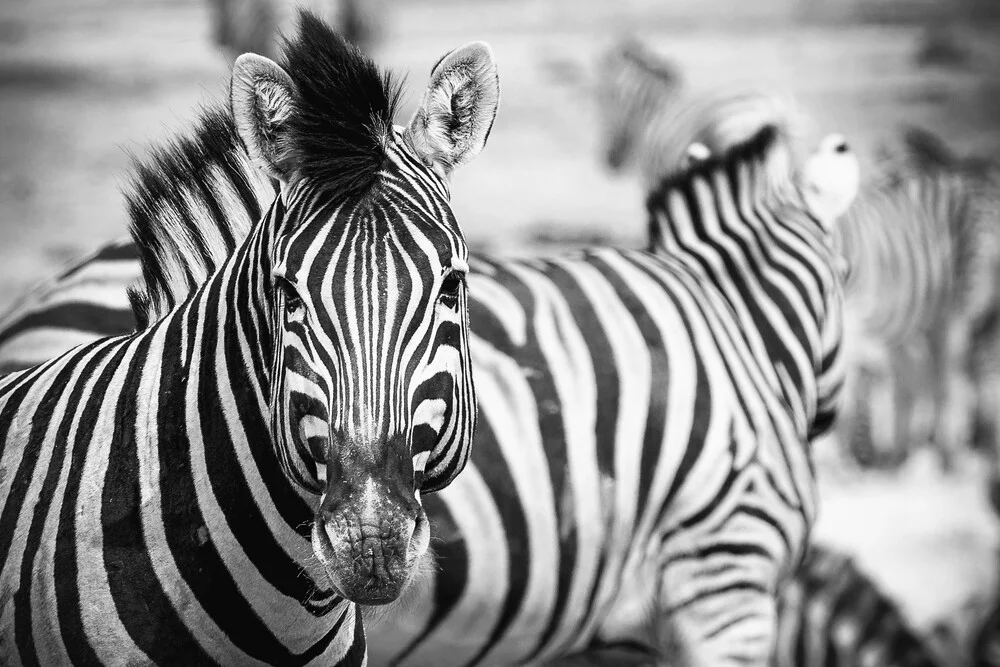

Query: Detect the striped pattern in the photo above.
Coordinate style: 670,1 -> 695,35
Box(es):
0,129 -> 849,665
0,238 -> 140,375
596,37 -> 804,189
834,128 -> 1000,472
0,124 -> 848,665
0,13 -> 498,664
774,544 -> 946,667
363,125 -> 850,666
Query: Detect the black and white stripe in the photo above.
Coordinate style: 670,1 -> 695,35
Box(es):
0,11 -> 499,665
0,91 -> 853,667
833,128 -> 1000,473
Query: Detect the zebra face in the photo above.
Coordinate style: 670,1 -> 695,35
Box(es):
230,35 -> 498,605
270,179 -> 475,605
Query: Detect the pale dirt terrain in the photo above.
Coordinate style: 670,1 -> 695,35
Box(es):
2,0 -> 1000,643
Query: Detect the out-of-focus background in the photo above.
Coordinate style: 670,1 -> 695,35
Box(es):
1,0 -> 999,644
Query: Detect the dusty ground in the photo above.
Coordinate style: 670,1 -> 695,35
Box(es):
2,0 -> 1000,642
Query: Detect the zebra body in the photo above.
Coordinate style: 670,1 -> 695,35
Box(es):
0,238 -> 140,375
0,12 -> 500,664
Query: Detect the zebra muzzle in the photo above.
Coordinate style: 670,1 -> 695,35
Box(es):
312,477 -> 429,606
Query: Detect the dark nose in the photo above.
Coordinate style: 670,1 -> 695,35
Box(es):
835,140 -> 849,154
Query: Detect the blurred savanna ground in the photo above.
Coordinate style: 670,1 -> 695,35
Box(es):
1,0 -> 1000,642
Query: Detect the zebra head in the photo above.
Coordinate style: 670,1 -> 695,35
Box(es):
596,38 -> 681,171
800,133 -> 861,229
229,14 -> 499,605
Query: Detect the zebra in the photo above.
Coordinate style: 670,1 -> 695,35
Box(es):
832,127 -> 1000,473
595,37 -> 806,189
773,544 -> 957,667
0,11 -> 500,664
208,0 -> 382,61
0,120 -> 857,665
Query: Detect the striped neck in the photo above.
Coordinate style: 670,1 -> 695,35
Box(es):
140,192 -> 342,612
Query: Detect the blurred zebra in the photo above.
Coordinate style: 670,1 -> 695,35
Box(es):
595,37 -> 806,188
773,544 -> 953,667
0,14 -> 499,663
835,128 -> 1000,472
208,0 -> 382,60
0,238 -> 140,375
0,122 -> 857,665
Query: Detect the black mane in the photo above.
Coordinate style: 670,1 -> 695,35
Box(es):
278,11 -> 404,198
644,124 -> 789,251
126,10 -> 405,329
125,107 -> 271,329
646,123 -> 784,204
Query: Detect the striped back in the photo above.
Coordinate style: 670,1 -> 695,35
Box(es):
0,239 -> 140,374
596,38 -> 804,188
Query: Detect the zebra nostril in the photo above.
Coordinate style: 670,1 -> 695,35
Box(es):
835,141 -> 849,154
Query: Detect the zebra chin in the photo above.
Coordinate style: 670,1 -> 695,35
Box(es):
311,494 -> 431,606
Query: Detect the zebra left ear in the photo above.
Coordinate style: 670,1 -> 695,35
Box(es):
405,42 -> 500,178
230,53 -> 296,181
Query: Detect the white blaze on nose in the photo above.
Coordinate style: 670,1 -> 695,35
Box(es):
362,477 -> 379,517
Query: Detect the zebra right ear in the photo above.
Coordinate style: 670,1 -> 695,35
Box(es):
230,53 -> 296,181
405,42 -> 500,178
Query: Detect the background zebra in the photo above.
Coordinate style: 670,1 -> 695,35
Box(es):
0,13 -> 499,664
208,0 -> 382,60
595,37 -> 807,189
834,128 -> 1000,474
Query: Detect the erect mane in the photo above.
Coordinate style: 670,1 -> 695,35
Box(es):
643,124 -> 794,249
125,107 -> 274,329
126,10 -> 404,330
646,123 -> 788,203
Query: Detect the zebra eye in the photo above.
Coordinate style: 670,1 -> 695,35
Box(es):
276,277 -> 305,317
440,272 -> 463,300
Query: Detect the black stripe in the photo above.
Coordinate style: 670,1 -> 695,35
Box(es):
0,303 -> 135,347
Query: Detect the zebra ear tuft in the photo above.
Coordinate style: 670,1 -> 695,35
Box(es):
405,42 -> 500,178
230,53 -> 295,181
